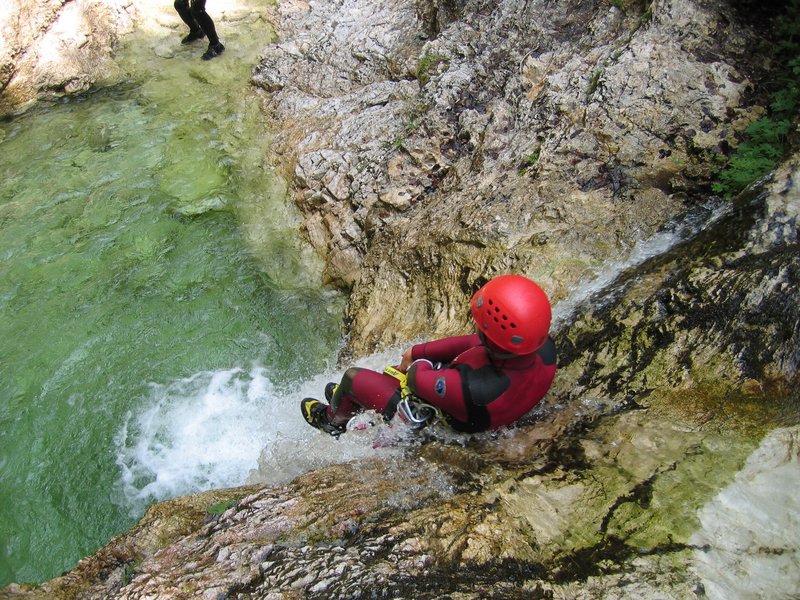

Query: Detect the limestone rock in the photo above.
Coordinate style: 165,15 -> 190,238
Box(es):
253,0 -> 774,356
0,0 -> 136,117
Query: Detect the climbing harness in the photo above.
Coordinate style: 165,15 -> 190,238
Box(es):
383,365 -> 445,430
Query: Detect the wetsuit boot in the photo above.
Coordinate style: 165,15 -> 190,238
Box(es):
190,0 -> 225,60
325,382 -> 338,402
300,399 -> 346,437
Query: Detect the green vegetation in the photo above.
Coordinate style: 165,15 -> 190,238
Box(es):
416,50 -> 448,87
207,499 -> 238,515
713,2 -> 800,198
519,149 -> 541,175
383,102 -> 429,152
121,561 -> 138,587
586,67 -> 605,98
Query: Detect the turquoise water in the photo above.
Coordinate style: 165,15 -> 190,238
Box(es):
0,3 -> 342,585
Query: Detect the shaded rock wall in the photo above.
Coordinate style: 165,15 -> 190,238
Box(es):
253,0 -> 777,356
0,0 -> 136,117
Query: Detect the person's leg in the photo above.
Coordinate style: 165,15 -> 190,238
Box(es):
328,368 -> 401,425
174,0 -> 204,43
189,0 -> 222,46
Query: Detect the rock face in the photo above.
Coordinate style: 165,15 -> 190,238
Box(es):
253,0 -> 775,356
4,151 -> 797,600
0,0 -> 136,117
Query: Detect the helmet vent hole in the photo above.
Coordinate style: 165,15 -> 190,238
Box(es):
510,322 -> 517,328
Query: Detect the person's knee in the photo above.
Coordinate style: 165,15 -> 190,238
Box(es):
343,367 -> 361,385
174,0 -> 188,11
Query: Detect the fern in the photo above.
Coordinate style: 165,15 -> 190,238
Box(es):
712,3 -> 800,198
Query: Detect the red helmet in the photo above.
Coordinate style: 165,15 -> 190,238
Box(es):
470,274 -> 551,354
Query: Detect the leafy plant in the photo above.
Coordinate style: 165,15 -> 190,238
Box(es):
121,561 -> 136,587
587,67 -> 605,98
712,3 -> 800,198
519,149 -> 541,175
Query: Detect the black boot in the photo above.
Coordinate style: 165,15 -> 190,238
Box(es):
201,42 -> 225,60
324,382 -> 338,402
181,29 -> 205,44
300,398 -> 346,437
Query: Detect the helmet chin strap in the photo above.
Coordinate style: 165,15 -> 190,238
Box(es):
478,331 -> 522,360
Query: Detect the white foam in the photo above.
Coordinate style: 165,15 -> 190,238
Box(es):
115,366 -> 272,512
247,347 -> 410,488
115,349 -> 410,513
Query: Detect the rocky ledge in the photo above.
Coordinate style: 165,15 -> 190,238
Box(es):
0,0 -> 137,117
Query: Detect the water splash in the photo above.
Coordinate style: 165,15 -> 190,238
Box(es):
114,349 -> 411,511
115,366 -> 274,512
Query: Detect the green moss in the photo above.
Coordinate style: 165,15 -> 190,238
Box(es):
207,499 -> 238,515
586,67 -> 605,98
416,51 -> 448,87
518,149 -> 541,175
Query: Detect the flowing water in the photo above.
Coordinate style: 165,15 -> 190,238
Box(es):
0,0 -> 346,585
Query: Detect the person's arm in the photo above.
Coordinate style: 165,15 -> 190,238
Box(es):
405,359 -> 470,422
399,334 -> 481,372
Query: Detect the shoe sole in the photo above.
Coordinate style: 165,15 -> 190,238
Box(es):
301,398 -> 321,427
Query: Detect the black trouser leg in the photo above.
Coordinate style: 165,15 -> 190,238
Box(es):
174,0 -> 201,32
190,0 -> 220,45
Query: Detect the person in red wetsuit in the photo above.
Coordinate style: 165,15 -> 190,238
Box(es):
301,274 -> 557,436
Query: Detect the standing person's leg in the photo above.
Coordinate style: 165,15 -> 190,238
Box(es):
174,0 -> 205,44
189,0 -> 225,59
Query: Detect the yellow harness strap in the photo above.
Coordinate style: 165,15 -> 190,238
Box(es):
383,365 -> 411,398
382,365 -> 445,428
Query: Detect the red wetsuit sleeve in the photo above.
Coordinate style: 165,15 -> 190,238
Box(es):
411,334 -> 481,363
406,359 -> 470,423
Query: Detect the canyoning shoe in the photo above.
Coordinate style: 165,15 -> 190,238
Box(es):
201,43 -> 225,61
301,398 -> 346,437
181,30 -> 205,44
324,382 -> 338,402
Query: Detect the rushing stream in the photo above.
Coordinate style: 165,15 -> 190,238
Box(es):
0,0 -> 344,585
